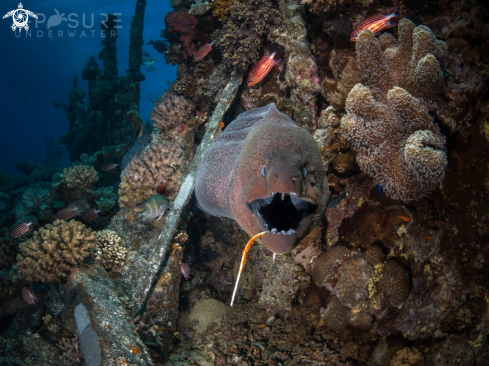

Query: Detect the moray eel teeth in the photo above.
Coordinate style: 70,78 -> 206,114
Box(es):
247,192 -> 317,237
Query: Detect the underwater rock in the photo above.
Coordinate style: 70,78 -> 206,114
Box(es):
195,103 -> 329,254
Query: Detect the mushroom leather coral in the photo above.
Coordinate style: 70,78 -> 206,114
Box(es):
341,21 -> 448,201
17,220 -> 96,283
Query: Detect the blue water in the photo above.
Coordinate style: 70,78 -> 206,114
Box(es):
0,0 -> 176,177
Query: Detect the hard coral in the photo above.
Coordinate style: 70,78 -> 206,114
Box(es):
310,245 -> 350,287
61,165 -> 99,190
334,256 -> 369,308
212,0 -> 234,20
17,220 -> 96,283
119,142 -> 183,207
212,0 -> 280,73
93,230 -> 127,270
381,260 -> 409,308
150,94 -> 195,133
174,76 -> 197,98
341,21 -> 448,201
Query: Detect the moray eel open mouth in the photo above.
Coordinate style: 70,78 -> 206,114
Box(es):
247,192 -> 318,236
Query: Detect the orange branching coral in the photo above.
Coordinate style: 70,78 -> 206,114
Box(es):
17,220 -> 96,283
119,142 -> 183,207
341,20 -> 448,201
61,165 -> 99,190
212,0 -> 234,20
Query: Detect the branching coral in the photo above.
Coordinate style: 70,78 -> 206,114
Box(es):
119,142 -> 183,207
59,337 -> 84,366
194,59 -> 215,78
150,94 -> 195,133
174,76 -> 197,98
17,220 -> 96,283
61,165 -> 99,190
341,21 -> 448,201
212,0 -> 234,20
93,230 -> 127,270
212,0 -> 280,73
93,186 -> 118,212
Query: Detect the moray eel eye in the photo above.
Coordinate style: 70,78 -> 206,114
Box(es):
247,192 -> 317,234
261,165 -> 267,178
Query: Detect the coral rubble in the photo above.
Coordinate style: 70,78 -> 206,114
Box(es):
341,21 -> 448,201
17,220 -> 96,283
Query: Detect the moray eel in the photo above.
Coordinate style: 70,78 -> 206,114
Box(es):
195,103 -> 329,254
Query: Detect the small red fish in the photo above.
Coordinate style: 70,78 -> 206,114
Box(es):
247,51 -> 281,87
22,287 -> 38,305
101,163 -> 118,171
194,42 -> 213,62
157,184 -> 165,195
181,263 -> 190,280
422,235 -> 433,240
55,207 -> 79,220
11,221 -> 33,238
82,209 -> 101,222
350,7 -> 403,41
397,215 -> 411,222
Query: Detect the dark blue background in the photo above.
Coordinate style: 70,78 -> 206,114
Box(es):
0,0 -> 176,177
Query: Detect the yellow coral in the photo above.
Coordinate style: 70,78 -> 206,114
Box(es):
212,0 -> 234,20
17,220 -> 96,283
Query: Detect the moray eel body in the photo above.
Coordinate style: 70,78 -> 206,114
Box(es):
195,103 -> 329,254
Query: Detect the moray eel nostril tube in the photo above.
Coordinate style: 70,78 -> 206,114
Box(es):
195,103 -> 329,254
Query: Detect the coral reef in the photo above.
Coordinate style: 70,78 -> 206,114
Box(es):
325,67 -> 362,111
174,76 -> 197,98
59,337 -> 84,365
150,94 -> 195,133
93,230 -> 127,270
17,220 -> 96,283
341,21 -> 449,201
93,186 -> 118,213
189,0 -> 212,15
310,245 -> 350,287
164,10 -> 198,58
211,0 -> 234,20
447,3 -> 489,78
119,142 -> 183,207
381,260 -> 410,308
193,58 -> 215,78
212,0 -> 280,73
61,165 -> 99,190
334,256 -> 369,308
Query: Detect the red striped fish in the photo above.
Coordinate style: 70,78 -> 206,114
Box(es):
181,263 -> 190,280
55,207 -> 79,220
11,221 -> 33,238
82,209 -> 101,222
22,287 -> 38,305
350,7 -> 403,41
247,52 -> 281,87
194,42 -> 213,62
